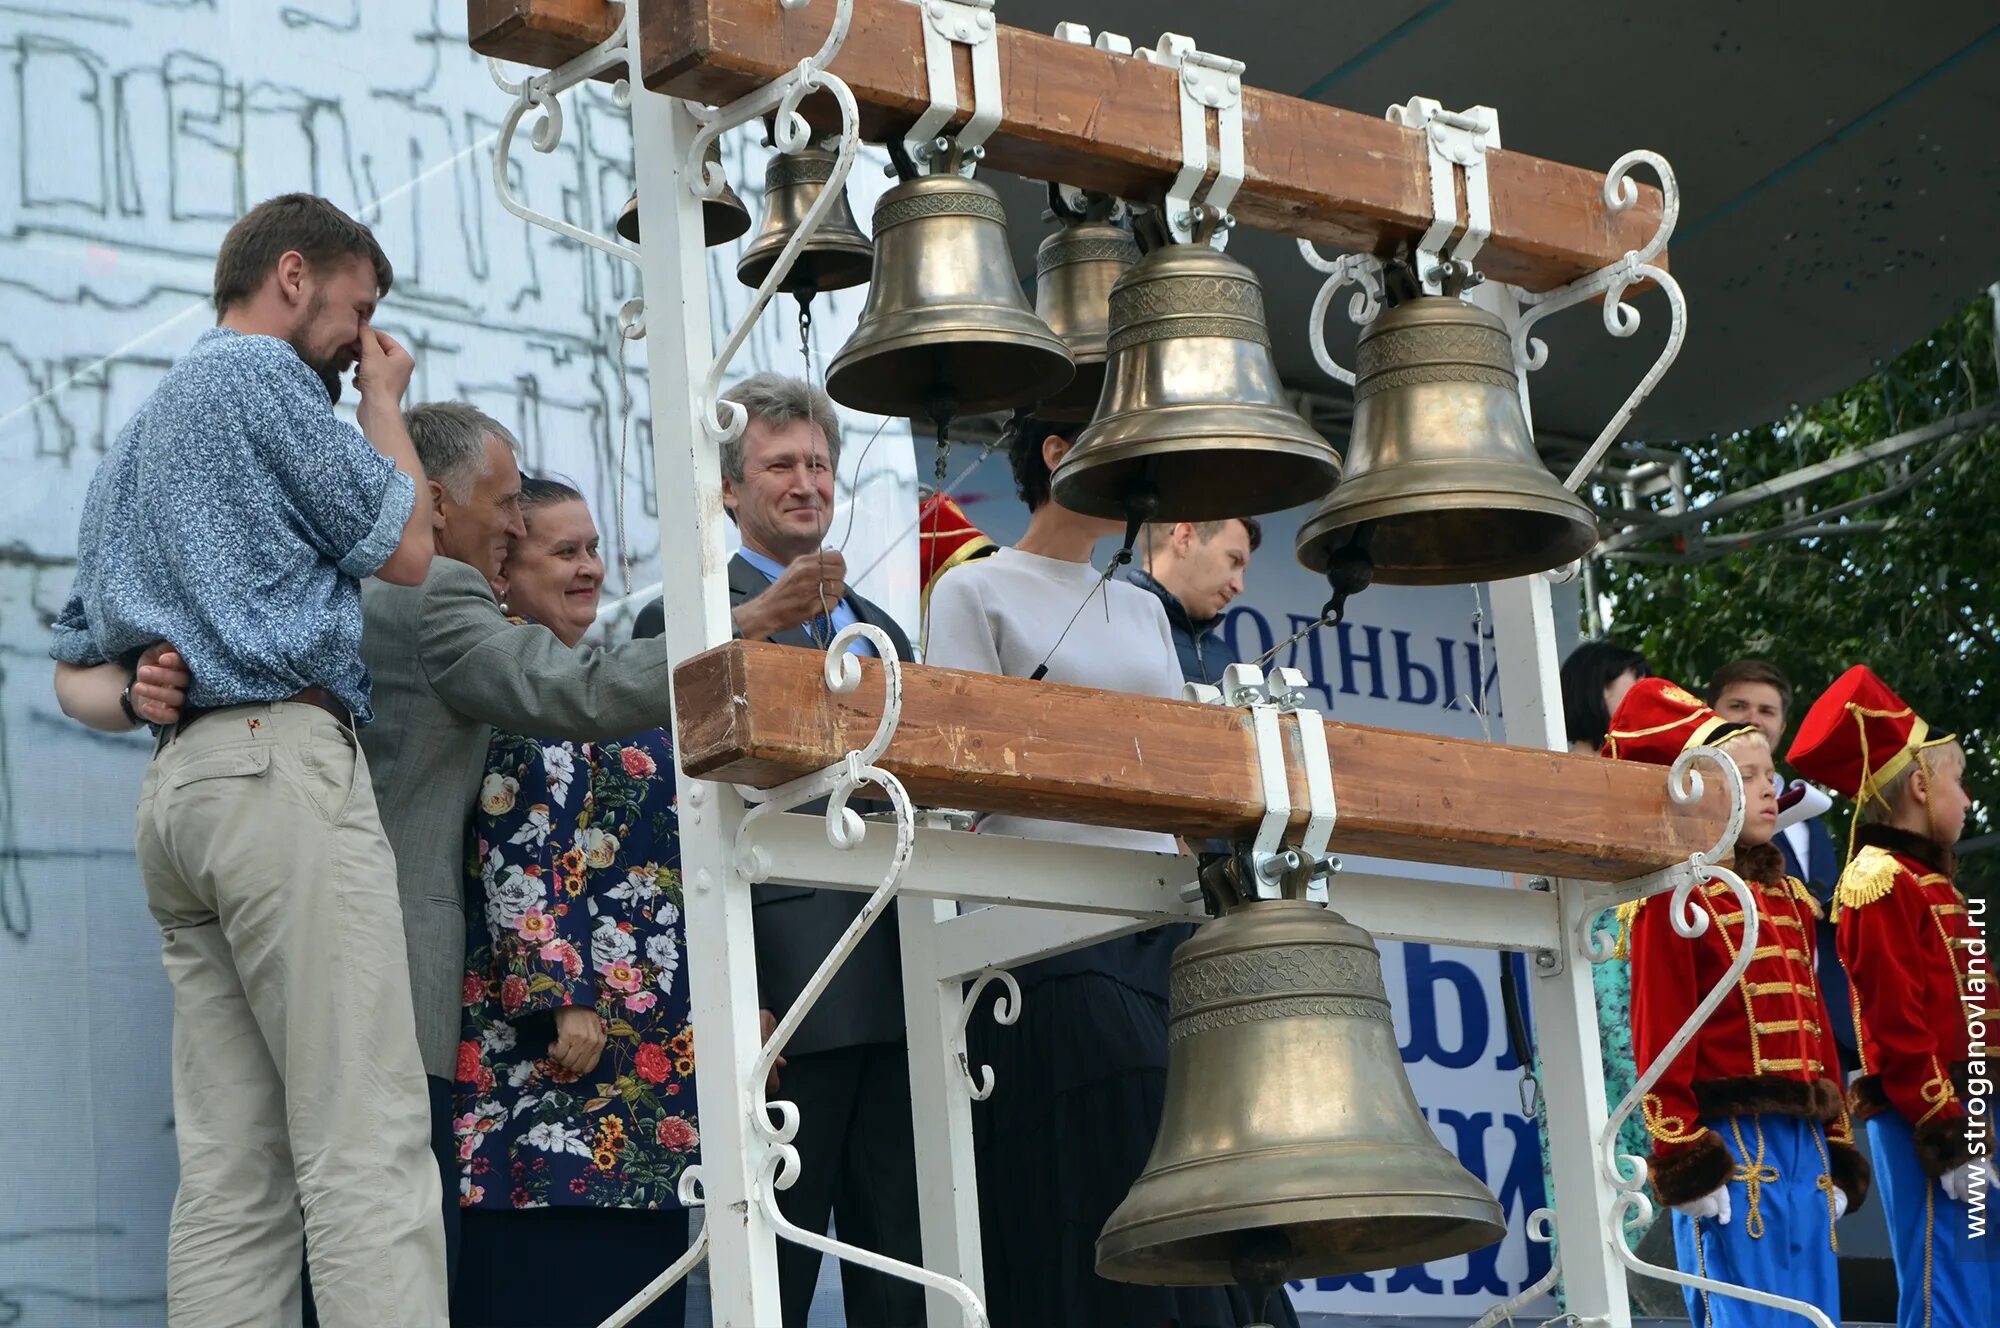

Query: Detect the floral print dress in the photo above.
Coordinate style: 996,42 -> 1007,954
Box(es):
455,725 -> 698,1211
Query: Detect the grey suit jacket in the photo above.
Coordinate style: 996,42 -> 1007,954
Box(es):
633,554 -> 916,1057
361,557 -> 678,1079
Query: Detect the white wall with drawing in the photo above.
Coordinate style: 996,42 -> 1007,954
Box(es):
0,4 -> 915,1322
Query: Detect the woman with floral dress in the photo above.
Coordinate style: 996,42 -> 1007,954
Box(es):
452,478 -> 697,1327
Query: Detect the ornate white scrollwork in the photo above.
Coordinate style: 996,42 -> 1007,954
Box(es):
1297,241 -> 1386,387
1579,743 -> 1746,960
954,967 -> 1024,1100
1511,149 -> 1688,491
688,0 -> 862,447
732,624 -> 992,1323
1593,860 -> 1835,1328
487,20 -> 644,269
1467,1207 -> 1558,1328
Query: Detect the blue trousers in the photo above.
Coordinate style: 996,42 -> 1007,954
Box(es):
1669,1114 -> 1839,1328
1868,1111 -> 1999,1328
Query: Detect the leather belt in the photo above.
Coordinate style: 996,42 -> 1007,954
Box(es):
175,685 -> 349,737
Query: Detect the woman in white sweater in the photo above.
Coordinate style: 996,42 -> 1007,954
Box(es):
926,413 -> 1235,1328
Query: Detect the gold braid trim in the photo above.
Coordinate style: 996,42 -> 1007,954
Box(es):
1787,876 -> 1823,919
1642,1093 -> 1711,1145
1612,899 -> 1644,960
1834,845 -> 1901,918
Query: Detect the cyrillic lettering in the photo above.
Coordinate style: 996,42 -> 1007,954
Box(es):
1392,629 -> 1440,706
1223,605 -> 1272,669
1399,943 -> 1489,1070
1335,622 -> 1388,699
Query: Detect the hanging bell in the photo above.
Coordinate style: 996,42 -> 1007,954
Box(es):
616,140 -> 750,248
1051,244 -> 1341,522
1032,215 -> 1139,422
735,145 -> 875,295
1097,898 -> 1507,1287
826,173 -> 1074,421
1295,295 -> 1599,585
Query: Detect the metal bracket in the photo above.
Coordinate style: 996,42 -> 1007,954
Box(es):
1049,22 -> 1135,215
909,0 -> 1002,174
1385,96 -> 1500,293
1266,667 -> 1338,904
1139,32 -> 1245,248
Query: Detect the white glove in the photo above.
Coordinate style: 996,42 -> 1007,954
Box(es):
1832,1186 -> 1849,1221
1941,1157 -> 1992,1204
1674,1185 -> 1732,1225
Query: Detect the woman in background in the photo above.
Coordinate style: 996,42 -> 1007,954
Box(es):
453,477 -> 698,1328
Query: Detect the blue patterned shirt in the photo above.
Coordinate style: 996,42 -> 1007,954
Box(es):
51,327 -> 415,724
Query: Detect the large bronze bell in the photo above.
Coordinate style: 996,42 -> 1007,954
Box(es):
1098,898 -> 1506,1287
826,173 -> 1074,421
616,141 -> 750,248
1032,215 -> 1139,422
1295,296 -> 1599,584
1051,244 -> 1341,522
735,145 -> 875,294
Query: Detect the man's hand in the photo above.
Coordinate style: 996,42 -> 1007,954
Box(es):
131,643 -> 190,726
760,1006 -> 787,1094
548,1004 -> 606,1075
1673,1185 -> 1732,1225
352,325 -> 416,407
1832,1185 -> 1849,1221
733,550 -> 846,642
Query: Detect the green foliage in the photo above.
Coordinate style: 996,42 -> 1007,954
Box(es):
1595,294 -> 1999,885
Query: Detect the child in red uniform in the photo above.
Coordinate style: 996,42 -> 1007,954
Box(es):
1608,678 -> 1866,1327
1789,664 -> 1992,1328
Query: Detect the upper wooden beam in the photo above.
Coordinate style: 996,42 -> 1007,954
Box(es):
673,642 -> 1730,880
469,0 -> 1667,293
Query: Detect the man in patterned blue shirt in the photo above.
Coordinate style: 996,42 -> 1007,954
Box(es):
50,194 -> 446,1328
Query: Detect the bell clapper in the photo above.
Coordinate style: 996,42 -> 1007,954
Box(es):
1317,521 -> 1377,627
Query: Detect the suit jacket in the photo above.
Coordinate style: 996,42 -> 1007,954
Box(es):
1780,812 -> 1858,1070
361,557 -> 678,1080
634,553 -> 916,1057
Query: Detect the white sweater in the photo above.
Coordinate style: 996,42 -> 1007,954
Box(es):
924,545 -> 1184,853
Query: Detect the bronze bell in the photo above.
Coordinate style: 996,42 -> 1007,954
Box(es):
1051,244 -> 1341,522
1097,898 -> 1506,1288
1295,295 -> 1599,585
735,145 -> 875,295
826,173 -> 1074,421
616,141 -> 750,248
1032,216 -> 1139,422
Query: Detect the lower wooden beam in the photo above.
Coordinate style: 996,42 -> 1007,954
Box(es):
673,641 -> 1730,880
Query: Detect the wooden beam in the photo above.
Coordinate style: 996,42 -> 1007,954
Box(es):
467,0 -> 1666,293
470,0 -> 624,71
673,641 -> 1730,880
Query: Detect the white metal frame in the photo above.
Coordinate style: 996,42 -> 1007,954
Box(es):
486,8 -> 1779,1324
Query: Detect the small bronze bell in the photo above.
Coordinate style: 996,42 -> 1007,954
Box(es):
1051,244 -> 1341,522
1032,214 -> 1139,422
827,173 -> 1073,421
1097,898 -> 1506,1287
1295,296 -> 1599,585
616,141 -> 750,248
735,145 -> 875,295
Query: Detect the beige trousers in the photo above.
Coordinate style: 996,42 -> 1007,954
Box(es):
135,701 -> 446,1328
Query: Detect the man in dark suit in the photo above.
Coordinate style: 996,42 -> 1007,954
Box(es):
1708,659 -> 1855,1071
634,372 -> 920,1328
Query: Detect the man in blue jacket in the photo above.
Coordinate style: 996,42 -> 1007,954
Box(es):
1119,517 -> 1260,687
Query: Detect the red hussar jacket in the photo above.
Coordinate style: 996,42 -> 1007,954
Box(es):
1836,824 -> 1987,1178
1626,841 -> 1870,1207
